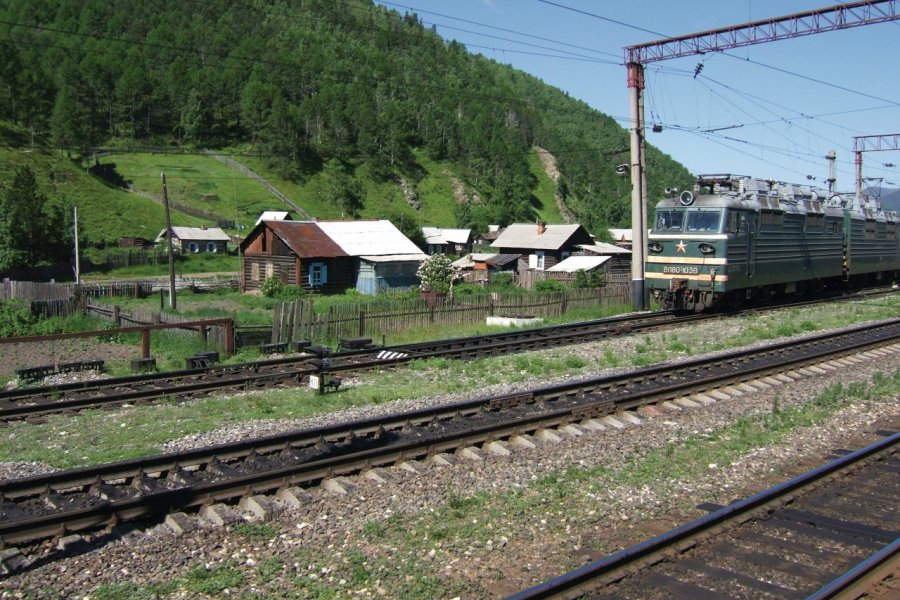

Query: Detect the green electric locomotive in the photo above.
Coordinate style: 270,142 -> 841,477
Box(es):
645,174 -> 900,311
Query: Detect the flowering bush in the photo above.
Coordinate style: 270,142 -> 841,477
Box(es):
416,254 -> 459,293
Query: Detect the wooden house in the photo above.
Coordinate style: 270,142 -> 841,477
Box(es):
240,220 -> 426,294
154,226 -> 231,253
421,227 -> 473,255
490,222 -> 594,271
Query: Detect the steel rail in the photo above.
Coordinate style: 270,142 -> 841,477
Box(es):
0,318 -> 898,549
3,317 -> 896,497
506,431 -> 900,599
2,286 -> 892,421
0,311 -> 689,421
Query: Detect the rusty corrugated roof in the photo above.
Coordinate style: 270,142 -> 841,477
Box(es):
267,221 -> 348,257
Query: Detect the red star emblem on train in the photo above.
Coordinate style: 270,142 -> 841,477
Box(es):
676,240 -> 686,253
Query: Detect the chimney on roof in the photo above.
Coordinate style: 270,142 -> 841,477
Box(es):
537,220 -> 546,235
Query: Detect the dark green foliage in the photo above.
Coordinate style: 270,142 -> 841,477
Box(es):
0,298 -> 36,337
0,166 -> 73,270
319,159 -> 365,218
491,272 -> 515,289
574,269 -> 607,288
0,0 -> 694,232
260,275 -> 284,297
535,279 -> 567,292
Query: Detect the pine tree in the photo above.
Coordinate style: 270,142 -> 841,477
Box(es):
0,166 -> 71,270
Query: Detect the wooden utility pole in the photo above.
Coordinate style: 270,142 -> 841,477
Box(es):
162,172 -> 177,310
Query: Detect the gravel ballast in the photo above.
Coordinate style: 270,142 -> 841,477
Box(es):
0,318 -> 898,598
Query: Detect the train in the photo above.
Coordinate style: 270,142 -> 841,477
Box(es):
645,174 -> 900,311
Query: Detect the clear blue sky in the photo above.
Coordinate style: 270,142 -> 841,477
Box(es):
374,0 -> 900,193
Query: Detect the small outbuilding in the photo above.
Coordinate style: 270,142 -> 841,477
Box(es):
155,226 -> 231,253
452,252 -> 520,284
578,242 -> 631,275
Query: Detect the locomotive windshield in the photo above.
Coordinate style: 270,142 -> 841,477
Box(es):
654,209 -> 722,233
686,209 -> 722,232
654,210 -> 684,232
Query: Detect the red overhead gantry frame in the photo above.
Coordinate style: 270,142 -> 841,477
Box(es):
623,1 -> 900,310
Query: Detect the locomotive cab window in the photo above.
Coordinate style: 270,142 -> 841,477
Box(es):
686,209 -> 722,232
725,210 -> 748,235
654,210 -> 684,232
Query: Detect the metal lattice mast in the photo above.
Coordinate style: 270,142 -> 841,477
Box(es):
852,133 -> 900,198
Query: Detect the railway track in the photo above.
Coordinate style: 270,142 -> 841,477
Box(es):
0,310 -> 696,422
508,430 -> 899,599
2,286 -> 894,423
1,317 -> 898,570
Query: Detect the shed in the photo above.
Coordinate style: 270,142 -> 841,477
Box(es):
546,255 -> 612,273
578,242 -> 631,275
318,221 -> 427,295
453,252 -> 520,284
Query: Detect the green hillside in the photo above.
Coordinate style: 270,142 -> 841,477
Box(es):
0,122 -> 207,245
1,127 -> 559,250
0,0 -> 693,244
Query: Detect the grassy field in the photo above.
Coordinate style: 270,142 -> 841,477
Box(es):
2,294 -> 897,470
100,152 -> 287,233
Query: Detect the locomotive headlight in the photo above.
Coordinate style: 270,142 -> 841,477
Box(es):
698,243 -> 716,255
648,242 -> 663,254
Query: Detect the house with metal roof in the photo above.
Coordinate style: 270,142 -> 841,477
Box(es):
578,242 -> 632,275
254,210 -> 293,226
452,252 -> 520,285
154,226 -> 231,254
546,255 -> 612,273
421,227 -> 473,255
239,220 -> 426,294
490,222 -> 594,271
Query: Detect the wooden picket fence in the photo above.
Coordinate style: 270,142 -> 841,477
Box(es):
0,280 -> 79,317
270,283 -> 631,344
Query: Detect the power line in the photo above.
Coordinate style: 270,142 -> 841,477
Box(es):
373,0 -> 623,60
535,0 -> 666,38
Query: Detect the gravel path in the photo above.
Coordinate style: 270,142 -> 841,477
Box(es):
0,322 -> 898,598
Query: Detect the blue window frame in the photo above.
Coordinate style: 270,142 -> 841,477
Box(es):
309,262 -> 327,286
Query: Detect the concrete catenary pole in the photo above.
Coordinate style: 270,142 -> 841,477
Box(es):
627,62 -> 646,311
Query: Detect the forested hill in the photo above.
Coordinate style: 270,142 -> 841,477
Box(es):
0,0 -> 693,233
